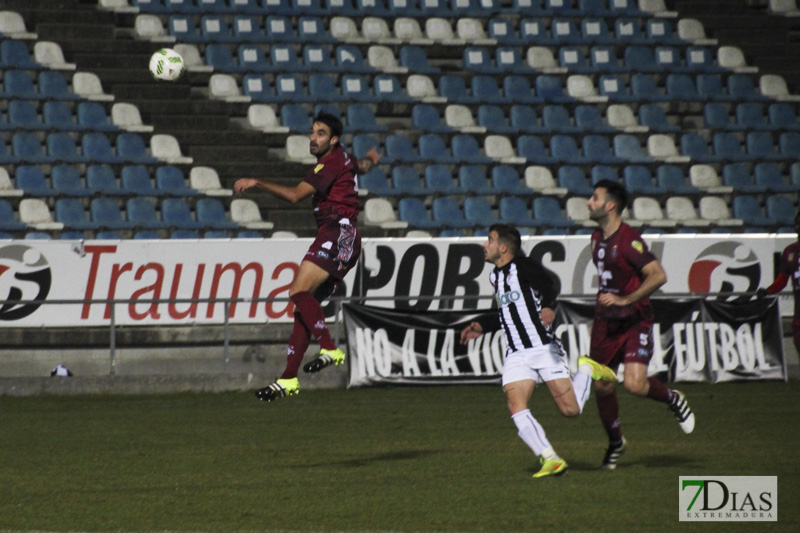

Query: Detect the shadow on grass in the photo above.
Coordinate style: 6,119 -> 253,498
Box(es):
302,449 -> 443,468
527,454 -> 702,475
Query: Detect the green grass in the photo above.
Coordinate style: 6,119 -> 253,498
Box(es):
0,382 -> 797,532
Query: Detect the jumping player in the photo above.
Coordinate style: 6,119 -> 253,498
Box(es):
586,180 -> 695,470
233,112 -> 379,402
460,224 -> 617,478
757,211 -> 800,353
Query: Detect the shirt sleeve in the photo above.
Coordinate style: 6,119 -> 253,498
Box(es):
621,230 -> 658,274
475,311 -> 501,333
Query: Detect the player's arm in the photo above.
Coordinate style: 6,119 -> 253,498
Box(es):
233,178 -> 316,204
599,259 -> 667,307
357,147 -> 381,174
516,258 -> 559,325
460,312 -> 500,344
758,272 -> 789,297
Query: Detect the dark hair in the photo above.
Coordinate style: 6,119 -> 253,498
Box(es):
489,223 -> 521,256
313,112 -> 343,141
594,179 -> 628,214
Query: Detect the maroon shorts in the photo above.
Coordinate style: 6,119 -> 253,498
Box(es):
304,219 -> 361,283
590,316 -> 654,370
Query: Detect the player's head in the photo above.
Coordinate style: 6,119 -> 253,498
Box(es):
588,179 -> 628,220
484,224 -> 521,265
310,112 -> 343,158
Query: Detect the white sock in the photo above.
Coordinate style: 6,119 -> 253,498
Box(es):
572,370 -> 592,413
511,409 -> 557,459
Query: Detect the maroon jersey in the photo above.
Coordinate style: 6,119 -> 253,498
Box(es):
777,241 -> 800,317
591,223 -> 658,320
303,144 -> 360,227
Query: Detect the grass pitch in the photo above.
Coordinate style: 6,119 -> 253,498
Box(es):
0,382 -> 797,532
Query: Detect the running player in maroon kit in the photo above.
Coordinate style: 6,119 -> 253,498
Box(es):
757,212 -> 800,352
586,180 -> 695,469
234,112 -> 380,402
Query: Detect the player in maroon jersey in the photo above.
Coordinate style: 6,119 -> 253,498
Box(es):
586,179 -> 695,469
757,212 -> 800,352
233,112 -> 380,402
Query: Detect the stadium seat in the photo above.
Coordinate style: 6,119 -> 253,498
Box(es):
398,197 -> 442,230
665,197 -> 710,227
51,165 -> 92,197
162,198 -> 204,230
363,198 -> 408,231
425,165 -> 465,195
91,197 -> 137,230
464,197 -> 500,228
722,164 -> 766,194
754,162 -> 798,193
657,165 -> 699,195
732,195 -> 774,227
122,165 -> 162,196
517,135 -> 557,164
453,135 -> 492,164
13,132 -> 53,163
8,100 -> 44,130
499,196 -> 540,227
533,196 -> 575,227
117,133 -> 159,164
55,198 -> 101,231
196,198 -> 238,230
16,166 -> 56,197
432,197 -> 475,229
638,104 -> 679,133
458,166 -> 498,196
766,195 -> 796,227
624,166 -> 666,195
632,197 -> 677,228
48,132 -> 88,163
20,198 -> 63,230
77,102 -> 118,132
391,166 -> 428,196
230,198 -> 274,230
38,71 -> 79,101
386,134 -> 426,163
552,134 -> 589,163
558,166 -> 594,196
492,166 -> 532,195
87,165 -> 127,196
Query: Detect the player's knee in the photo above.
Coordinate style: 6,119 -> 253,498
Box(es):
559,404 -> 581,417
594,380 -> 615,396
623,379 -> 647,396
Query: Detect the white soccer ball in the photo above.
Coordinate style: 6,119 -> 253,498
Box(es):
149,48 -> 184,82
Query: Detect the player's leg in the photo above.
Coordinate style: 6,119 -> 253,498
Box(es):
622,322 -> 695,434
590,318 -> 627,469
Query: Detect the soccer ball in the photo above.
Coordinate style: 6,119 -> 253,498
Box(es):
149,48 -> 184,82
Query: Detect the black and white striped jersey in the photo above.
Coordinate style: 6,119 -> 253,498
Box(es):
478,257 -> 560,356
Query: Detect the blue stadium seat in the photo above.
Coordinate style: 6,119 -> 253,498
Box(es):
122,165 -> 162,196
162,198 -> 205,230
359,168 -> 397,196
732,195 -> 774,227
133,0 -> 171,13
280,104 -> 312,132
754,162 -> 798,193
303,45 -> 337,72
615,18 -> 646,44
1,40 -> 42,70
638,103 -> 680,133
535,75 -> 574,103
647,18 -> 683,45
722,164 -> 766,194
373,74 -> 413,103
48,133 -> 88,163
703,102 -> 736,130
298,16 -> 334,43
13,132 -> 52,163
197,198 -> 239,230
510,105 -> 547,134
353,134 -> 389,163
657,165 -> 699,195
631,73 -> 669,102
346,104 -> 387,133
411,104 -> 452,133
519,18 -> 555,45
425,165 -> 465,195
478,105 -> 516,134
558,166 -> 594,195
420,134 -> 458,164
464,197 -> 500,228
488,18 -> 525,46
458,166 -> 498,196
51,165 -> 92,197
590,46 -> 626,73
584,135 -> 624,164
87,165 -> 128,196
16,166 -> 56,197
0,199 -> 27,232
205,44 -> 246,72
453,134 -> 492,164
768,102 -> 800,130
728,74 -> 768,101
517,135 -> 557,164
38,71 -> 79,101
551,134 -> 589,163
598,74 -> 636,102
432,197 -> 475,229
697,73 -> 734,102
293,0 -> 329,16
355,0 -> 390,15
499,196 -> 540,227
335,45 -> 373,73
558,46 -> 593,73
169,15 -> 204,43
242,75 -> 278,102
624,165 -> 666,195
56,198 -> 100,231
439,75 -> 478,105
274,74 -> 313,103
398,197 -> 442,229
2,71 -> 42,100
77,102 -> 118,132
504,75 -> 543,105
472,75 -> 511,105
267,44 -> 305,72
680,133 -> 719,163
8,100 -> 43,130
533,197 -> 575,227
766,195 -> 797,226
464,46 -> 502,74
581,17 -> 614,44
264,15 -> 299,42
575,104 -> 615,133
492,166 -> 532,195
542,105 -> 580,133
164,0 -> 205,14
233,16 -> 269,42
341,74 -> 378,103
126,197 -> 169,229
746,132 -> 783,161
654,46 -> 689,73
91,198 -> 137,230
261,0 -> 294,15
780,132 -> 800,159
309,73 -> 346,102
0,138 -> 19,164
495,47 -> 535,74
391,166 -> 428,196
399,45 -> 439,74
117,133 -> 159,164
686,45 -> 725,72
551,18 -> 582,43
386,134 -> 426,163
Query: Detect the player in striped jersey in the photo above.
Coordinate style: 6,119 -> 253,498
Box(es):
460,224 -> 616,478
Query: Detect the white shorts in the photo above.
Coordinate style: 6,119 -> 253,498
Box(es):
502,343 -> 570,386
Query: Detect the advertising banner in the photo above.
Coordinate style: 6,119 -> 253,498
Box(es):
344,297 -> 785,387
0,235 -> 791,327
